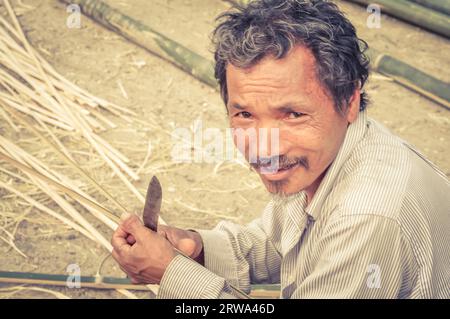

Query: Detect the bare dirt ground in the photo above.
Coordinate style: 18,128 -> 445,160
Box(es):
0,0 -> 448,298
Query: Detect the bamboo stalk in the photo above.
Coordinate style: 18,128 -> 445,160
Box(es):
1,1 -> 141,189
367,49 -> 450,110
5,106 -> 130,217
31,176 -> 113,250
408,0 -> 450,16
0,1 -> 159,298
344,0 -> 450,38
0,70 -> 73,127
0,286 -> 71,299
0,103 -> 19,131
0,179 -> 96,242
0,21 -> 131,117
0,271 -> 279,298
0,41 -> 71,123
0,127 -> 117,233
0,271 -> 156,292
70,111 -> 144,199
58,0 -> 217,88
225,0 -> 250,5
0,85 -> 64,124
59,0 -> 450,110
0,137 -> 119,235
0,150 -> 121,225
0,69 -> 70,123
34,116 -> 75,162
3,0 -> 77,124
0,98 -> 74,131
86,107 -> 117,129
92,134 -> 131,165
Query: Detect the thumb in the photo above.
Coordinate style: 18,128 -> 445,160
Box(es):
120,213 -> 147,240
177,238 -> 197,257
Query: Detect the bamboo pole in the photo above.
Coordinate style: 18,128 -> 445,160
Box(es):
0,270 -> 152,291
367,49 -> 450,110
0,270 -> 280,298
59,0 -> 217,88
225,0 -> 250,5
344,0 -> 450,38
59,0 -> 449,110
408,0 -> 450,16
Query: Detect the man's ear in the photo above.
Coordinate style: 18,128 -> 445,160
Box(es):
346,88 -> 360,124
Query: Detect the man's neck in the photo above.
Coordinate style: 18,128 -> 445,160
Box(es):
305,169 -> 327,205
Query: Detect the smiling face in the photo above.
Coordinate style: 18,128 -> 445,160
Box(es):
226,45 -> 360,199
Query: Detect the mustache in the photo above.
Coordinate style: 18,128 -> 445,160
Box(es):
250,155 -> 309,171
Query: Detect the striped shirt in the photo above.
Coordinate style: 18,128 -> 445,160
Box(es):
158,110 -> 450,299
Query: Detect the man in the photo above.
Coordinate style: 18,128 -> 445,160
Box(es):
111,0 -> 449,298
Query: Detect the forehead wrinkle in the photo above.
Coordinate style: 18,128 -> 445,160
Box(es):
227,46 -> 326,109
238,81 -> 289,96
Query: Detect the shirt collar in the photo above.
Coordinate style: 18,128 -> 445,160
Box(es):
305,110 -> 368,221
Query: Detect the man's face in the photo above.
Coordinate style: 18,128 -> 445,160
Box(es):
226,45 -> 359,198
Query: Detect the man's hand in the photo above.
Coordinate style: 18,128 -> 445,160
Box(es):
157,225 -> 204,265
111,214 -> 176,284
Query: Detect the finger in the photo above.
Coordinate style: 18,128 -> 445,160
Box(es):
157,228 -> 168,239
177,238 -> 197,257
111,226 -> 131,253
130,274 -> 158,285
112,257 -> 130,276
112,250 -> 127,272
121,214 -> 150,241
158,225 -> 169,232
129,275 -> 151,284
126,234 -> 136,245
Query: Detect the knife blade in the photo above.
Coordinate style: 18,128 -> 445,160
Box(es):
142,176 -> 162,232
140,175 -> 250,299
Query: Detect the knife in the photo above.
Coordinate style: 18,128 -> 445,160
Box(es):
142,176 -> 162,232
141,175 -> 251,299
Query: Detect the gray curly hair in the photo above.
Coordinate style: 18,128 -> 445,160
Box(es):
212,0 -> 370,113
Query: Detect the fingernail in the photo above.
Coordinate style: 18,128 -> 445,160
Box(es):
120,212 -> 132,221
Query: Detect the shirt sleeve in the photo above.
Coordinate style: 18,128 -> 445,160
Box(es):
292,213 -> 416,298
157,254 -> 237,299
158,206 -> 282,299
196,216 -> 281,291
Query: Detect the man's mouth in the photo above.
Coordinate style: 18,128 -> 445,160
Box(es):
256,162 -> 299,181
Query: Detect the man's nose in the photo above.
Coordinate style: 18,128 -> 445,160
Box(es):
256,125 -> 285,159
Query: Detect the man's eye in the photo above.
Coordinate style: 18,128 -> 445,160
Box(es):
287,111 -> 304,119
236,111 -> 252,118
